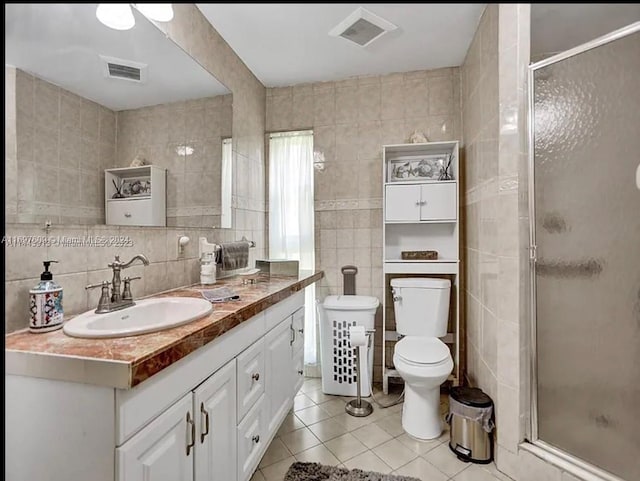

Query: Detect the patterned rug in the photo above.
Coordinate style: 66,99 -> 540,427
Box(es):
284,462 -> 420,481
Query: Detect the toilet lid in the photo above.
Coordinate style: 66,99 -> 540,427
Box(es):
396,337 -> 450,364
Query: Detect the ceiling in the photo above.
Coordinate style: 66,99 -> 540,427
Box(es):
197,4 -> 485,87
5,4 -> 230,111
531,4 -> 640,57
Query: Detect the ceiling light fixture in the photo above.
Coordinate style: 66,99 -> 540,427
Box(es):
135,4 -> 174,22
96,4 -> 174,30
96,4 -> 135,31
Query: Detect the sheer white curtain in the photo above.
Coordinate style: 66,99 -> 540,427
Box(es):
268,131 -> 317,366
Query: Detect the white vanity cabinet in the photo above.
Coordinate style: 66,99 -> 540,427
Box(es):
6,290 -> 306,481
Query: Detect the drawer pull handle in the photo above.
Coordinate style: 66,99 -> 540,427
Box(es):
290,324 -> 295,345
200,402 -> 210,443
252,435 -> 260,444
186,411 -> 195,456
298,370 -> 304,375
124,212 -> 132,218
252,372 -> 260,382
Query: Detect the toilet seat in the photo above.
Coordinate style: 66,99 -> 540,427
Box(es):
395,337 -> 450,366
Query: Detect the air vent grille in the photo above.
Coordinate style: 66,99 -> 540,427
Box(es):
329,7 -> 397,48
107,63 -> 141,81
340,18 -> 385,47
100,55 -> 148,83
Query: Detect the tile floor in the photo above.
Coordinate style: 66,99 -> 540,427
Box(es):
250,378 -> 513,481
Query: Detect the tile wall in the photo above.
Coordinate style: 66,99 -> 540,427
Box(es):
116,94 -> 232,227
9,69 -> 117,225
462,5 -> 579,481
461,2 -> 500,411
266,68 -> 461,381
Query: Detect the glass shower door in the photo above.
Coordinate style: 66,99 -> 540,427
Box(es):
531,29 -> 640,481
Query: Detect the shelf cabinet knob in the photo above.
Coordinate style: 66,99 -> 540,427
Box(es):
124,212 -> 132,218
251,372 -> 260,382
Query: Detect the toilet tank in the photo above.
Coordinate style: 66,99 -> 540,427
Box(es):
390,278 -> 451,337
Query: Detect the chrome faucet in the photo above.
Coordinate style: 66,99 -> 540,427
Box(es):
86,254 -> 150,314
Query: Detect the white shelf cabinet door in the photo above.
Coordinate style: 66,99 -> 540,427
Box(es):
194,360 -> 237,481
385,184 -> 421,222
265,317 -> 295,436
117,392 -> 193,481
419,183 -> 457,221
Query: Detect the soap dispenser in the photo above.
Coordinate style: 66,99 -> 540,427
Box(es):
29,260 -> 64,333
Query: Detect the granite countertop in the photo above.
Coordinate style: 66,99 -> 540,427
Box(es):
6,271 -> 323,389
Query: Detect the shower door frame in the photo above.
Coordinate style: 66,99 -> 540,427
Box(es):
526,21 -> 640,481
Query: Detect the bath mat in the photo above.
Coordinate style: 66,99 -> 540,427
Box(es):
283,462 -> 420,481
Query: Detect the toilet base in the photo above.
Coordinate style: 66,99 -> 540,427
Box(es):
401,383 -> 443,440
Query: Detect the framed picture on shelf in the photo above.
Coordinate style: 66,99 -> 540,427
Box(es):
387,154 -> 453,182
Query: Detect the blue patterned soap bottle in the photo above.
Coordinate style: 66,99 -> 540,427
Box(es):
29,260 -> 64,333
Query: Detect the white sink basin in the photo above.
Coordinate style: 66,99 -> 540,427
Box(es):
63,297 -> 213,339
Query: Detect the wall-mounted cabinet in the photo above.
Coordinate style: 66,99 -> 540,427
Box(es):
105,165 -> 166,227
381,141 -> 462,392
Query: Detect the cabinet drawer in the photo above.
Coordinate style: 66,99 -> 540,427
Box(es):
236,338 -> 265,422
237,393 -> 266,481
106,199 -> 153,226
420,183 -> 457,220
291,307 -> 305,354
292,349 -> 304,395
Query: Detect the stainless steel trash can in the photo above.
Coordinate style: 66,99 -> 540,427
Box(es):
446,387 -> 494,464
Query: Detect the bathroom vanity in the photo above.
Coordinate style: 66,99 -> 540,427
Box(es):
5,271 -> 322,481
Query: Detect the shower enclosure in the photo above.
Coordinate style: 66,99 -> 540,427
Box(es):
529,24 -> 640,481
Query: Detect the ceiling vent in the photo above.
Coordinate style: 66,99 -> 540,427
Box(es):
328,7 -> 397,47
100,55 -> 148,83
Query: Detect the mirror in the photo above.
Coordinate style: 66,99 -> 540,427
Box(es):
5,3 -> 233,228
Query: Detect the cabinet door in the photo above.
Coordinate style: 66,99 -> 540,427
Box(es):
236,338 -> 265,422
194,360 -> 236,481
117,393 -> 193,481
385,184 -> 421,222
265,318 -> 294,435
419,183 -> 457,220
237,394 -> 266,481
291,307 -> 305,354
292,348 -> 305,395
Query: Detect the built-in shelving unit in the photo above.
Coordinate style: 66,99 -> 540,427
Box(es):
381,141 -> 462,393
105,165 -> 166,227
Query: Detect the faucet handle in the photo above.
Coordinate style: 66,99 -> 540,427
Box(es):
122,276 -> 142,301
85,281 -> 111,290
85,281 -> 111,314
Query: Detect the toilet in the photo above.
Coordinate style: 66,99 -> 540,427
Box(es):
391,277 -> 453,440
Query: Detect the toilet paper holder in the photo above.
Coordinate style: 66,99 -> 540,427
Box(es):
345,326 -> 373,417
